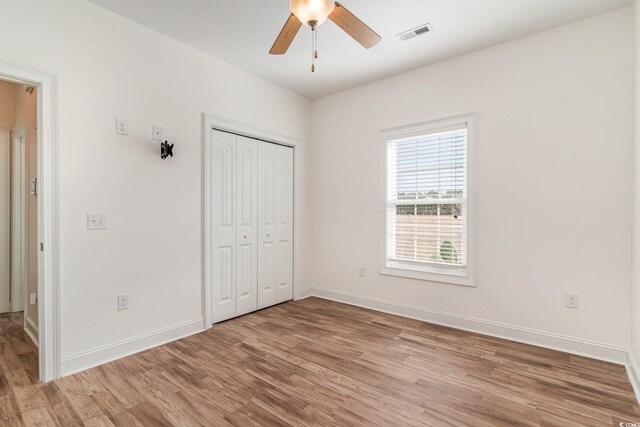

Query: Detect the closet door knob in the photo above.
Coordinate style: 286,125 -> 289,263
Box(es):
243,235 -> 248,239
266,233 -> 271,237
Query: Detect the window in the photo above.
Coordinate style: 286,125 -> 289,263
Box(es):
380,114 -> 476,286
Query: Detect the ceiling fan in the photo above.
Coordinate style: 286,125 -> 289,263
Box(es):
269,0 -> 381,72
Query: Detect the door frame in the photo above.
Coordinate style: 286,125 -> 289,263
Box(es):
0,58 -> 60,382
202,113 -> 299,329
0,128 -> 9,314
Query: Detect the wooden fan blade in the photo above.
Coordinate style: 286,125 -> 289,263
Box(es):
270,14 -> 302,55
329,2 -> 381,49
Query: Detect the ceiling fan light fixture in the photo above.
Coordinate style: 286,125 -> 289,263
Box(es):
271,0 -> 381,73
289,0 -> 335,27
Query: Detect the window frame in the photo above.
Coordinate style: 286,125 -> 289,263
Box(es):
379,113 -> 477,287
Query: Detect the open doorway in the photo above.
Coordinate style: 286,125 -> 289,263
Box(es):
0,78 -> 39,382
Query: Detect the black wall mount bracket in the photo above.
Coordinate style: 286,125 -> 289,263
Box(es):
160,141 -> 174,160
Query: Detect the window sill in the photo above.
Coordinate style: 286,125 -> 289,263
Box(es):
380,262 -> 476,287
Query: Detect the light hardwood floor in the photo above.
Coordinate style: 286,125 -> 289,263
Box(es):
1,298 -> 639,426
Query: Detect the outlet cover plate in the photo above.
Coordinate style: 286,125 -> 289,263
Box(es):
565,292 -> 579,309
116,118 -> 128,135
117,294 -> 129,311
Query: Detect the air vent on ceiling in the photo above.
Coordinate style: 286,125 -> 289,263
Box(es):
396,23 -> 434,42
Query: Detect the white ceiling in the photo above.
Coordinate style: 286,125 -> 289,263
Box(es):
87,0 -> 631,99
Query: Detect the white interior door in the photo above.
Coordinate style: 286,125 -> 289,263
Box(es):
257,141 -> 277,309
235,136 -> 258,317
209,128 -> 293,322
276,145 -> 294,303
211,130 -> 237,323
0,129 -> 10,313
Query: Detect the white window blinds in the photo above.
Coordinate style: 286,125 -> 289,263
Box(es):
386,126 -> 468,269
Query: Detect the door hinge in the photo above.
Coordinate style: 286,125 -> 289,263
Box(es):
30,178 -> 38,196
40,242 -> 44,252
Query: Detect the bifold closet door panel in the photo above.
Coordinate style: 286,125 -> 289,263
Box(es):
235,136 -> 258,317
276,145 -> 294,303
211,130 -> 237,323
257,141 -> 277,309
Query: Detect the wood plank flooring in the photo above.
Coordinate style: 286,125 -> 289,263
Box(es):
1,298 -> 639,426
0,311 -> 39,382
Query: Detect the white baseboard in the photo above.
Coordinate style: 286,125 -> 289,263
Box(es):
60,318 -> 204,377
627,350 -> 640,404
296,288 -> 313,300
24,315 -> 38,348
304,287 -> 628,365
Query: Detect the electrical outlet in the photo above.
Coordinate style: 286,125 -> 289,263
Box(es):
359,266 -> 366,277
87,214 -> 107,230
152,125 -> 163,141
117,294 -> 129,311
116,118 -> 128,135
565,292 -> 579,309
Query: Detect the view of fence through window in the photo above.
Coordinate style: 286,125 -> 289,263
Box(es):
387,127 -> 467,266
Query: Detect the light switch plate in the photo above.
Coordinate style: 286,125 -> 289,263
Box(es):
152,125 -> 163,141
29,292 -> 37,305
87,213 -> 107,230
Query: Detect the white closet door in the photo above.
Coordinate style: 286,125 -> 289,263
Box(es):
257,142 -> 277,309
211,130 -> 237,323
276,145 -> 294,303
235,136 -> 258,316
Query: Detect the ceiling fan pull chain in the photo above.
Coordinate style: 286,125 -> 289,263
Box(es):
311,25 -> 315,72
310,20 -> 318,73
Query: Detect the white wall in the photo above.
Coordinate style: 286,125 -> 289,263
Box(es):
631,0 -> 640,389
308,8 -> 633,354
0,0 -> 311,370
